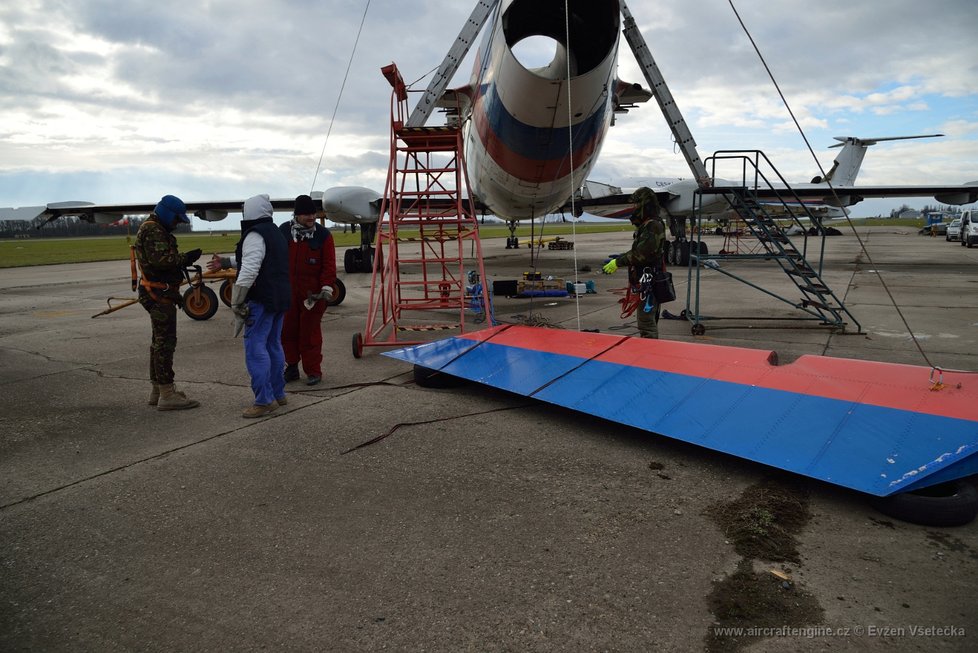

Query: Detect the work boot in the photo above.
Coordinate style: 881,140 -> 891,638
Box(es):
157,383 -> 201,411
306,375 -> 321,386
148,383 -> 160,406
284,364 -> 300,382
276,396 -> 288,406
242,403 -> 277,418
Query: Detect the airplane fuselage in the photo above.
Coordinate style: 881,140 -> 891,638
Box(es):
464,0 -> 621,221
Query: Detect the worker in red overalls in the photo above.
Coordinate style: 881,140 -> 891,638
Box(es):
280,194 -> 337,386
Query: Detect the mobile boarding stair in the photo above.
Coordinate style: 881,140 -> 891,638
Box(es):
352,64 -> 493,358
684,150 -> 862,336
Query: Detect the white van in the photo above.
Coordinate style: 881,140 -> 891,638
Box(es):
960,210 -> 978,248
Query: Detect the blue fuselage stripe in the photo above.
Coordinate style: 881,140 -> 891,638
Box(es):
476,82 -> 608,164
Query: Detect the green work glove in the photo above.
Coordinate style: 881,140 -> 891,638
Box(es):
602,259 -> 618,275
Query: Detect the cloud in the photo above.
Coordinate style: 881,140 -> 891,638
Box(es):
0,0 -> 975,220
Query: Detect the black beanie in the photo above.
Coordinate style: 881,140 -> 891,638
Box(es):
294,194 -> 317,215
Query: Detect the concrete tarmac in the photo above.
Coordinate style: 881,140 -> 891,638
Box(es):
1,227 -> 976,651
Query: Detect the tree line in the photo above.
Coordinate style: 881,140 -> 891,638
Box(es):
888,204 -> 963,218
0,216 -> 192,239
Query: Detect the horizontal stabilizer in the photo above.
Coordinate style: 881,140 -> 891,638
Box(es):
829,133 -> 943,148
386,325 -> 978,497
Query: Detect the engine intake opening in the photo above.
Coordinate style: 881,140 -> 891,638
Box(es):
503,0 -> 619,76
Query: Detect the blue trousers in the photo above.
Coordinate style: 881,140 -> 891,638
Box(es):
243,301 -> 286,406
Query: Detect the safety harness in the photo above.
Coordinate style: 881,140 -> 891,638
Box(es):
130,246 -> 177,304
617,265 -> 660,319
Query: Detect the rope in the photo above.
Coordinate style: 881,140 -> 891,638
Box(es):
727,0 -> 972,377
509,314 -> 565,329
340,404 -> 530,454
310,0 -> 372,192
617,287 -> 640,319
563,0 -> 582,332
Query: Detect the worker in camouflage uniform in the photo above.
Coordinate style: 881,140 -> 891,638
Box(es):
602,186 -> 667,338
133,195 -> 202,410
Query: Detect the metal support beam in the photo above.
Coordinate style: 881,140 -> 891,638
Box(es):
406,0 -> 499,128
620,0 -> 711,187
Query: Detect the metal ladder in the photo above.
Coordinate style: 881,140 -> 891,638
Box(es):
684,150 -> 862,335
353,64 -> 493,357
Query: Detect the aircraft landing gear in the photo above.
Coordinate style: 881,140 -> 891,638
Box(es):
504,220 -> 518,249
343,223 -> 379,273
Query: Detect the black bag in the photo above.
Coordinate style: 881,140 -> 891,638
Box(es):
652,270 -> 676,304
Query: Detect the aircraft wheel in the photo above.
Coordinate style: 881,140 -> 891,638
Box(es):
359,249 -> 374,273
344,248 -> 358,273
327,278 -> 346,306
352,332 -> 363,359
219,280 -> 233,307
870,479 -> 978,527
691,323 -> 706,336
182,286 -> 219,321
679,241 -> 690,267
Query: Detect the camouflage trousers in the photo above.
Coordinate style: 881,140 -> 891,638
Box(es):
141,299 -> 177,385
636,299 -> 661,339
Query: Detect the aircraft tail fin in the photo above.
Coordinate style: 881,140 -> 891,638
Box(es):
815,134 -> 943,186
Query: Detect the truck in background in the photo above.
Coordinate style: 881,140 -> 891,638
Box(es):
918,211 -> 950,235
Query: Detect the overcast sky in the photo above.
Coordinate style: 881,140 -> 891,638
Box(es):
1,0 -> 976,226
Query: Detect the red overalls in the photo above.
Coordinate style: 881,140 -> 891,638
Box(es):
280,222 -> 337,377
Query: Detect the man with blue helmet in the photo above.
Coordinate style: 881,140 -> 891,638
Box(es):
133,194 -> 202,410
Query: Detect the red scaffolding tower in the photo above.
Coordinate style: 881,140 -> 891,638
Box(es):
352,64 -> 493,358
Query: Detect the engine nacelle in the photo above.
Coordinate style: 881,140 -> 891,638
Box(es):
935,188 -> 978,205
194,209 -> 229,222
93,212 -> 125,224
